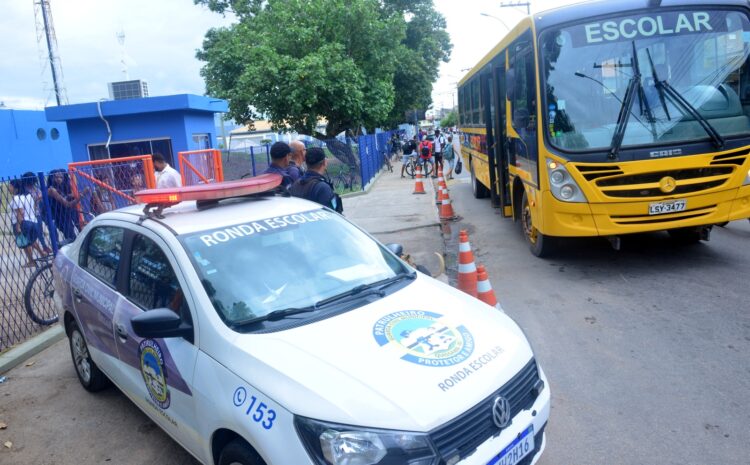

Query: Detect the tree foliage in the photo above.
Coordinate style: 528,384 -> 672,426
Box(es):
195,0 -> 451,138
440,110 -> 457,128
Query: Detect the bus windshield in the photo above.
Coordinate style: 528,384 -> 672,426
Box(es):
540,9 -> 750,155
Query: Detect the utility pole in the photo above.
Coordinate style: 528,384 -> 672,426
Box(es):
500,1 -> 531,15
34,0 -> 68,106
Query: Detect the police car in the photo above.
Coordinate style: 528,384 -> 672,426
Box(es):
53,175 -> 550,465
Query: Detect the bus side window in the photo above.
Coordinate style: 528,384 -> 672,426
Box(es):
507,31 -> 538,184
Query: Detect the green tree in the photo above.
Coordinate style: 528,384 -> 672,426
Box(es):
195,0 -> 450,137
440,110 -> 457,128
196,0 -> 405,138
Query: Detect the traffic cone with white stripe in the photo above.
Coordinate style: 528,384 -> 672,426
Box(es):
413,165 -> 426,194
476,264 -> 500,309
457,230 -> 477,297
436,182 -> 445,205
440,187 -> 457,220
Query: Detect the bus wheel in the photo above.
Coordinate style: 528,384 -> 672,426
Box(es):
521,191 -> 556,257
471,162 -> 490,199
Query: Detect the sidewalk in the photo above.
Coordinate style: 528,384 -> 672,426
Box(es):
345,166 -> 444,276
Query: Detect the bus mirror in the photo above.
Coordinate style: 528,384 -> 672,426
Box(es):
506,69 -> 516,100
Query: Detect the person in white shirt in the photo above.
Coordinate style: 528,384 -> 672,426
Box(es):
9,179 -> 45,266
153,153 -> 182,189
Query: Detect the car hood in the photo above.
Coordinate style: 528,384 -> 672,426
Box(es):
221,275 -> 534,431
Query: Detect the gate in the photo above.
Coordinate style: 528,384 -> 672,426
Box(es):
178,149 -> 224,186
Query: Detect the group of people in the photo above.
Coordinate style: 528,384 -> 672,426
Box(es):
399,129 -> 457,180
262,140 -> 343,213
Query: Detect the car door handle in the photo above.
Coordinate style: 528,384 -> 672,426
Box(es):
73,288 -> 83,301
115,323 -> 128,340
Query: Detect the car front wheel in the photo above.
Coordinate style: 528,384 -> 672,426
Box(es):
68,320 -> 110,392
219,439 -> 265,465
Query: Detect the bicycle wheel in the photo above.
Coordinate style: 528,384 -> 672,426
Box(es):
405,160 -> 415,178
24,263 -> 59,325
422,160 -> 434,177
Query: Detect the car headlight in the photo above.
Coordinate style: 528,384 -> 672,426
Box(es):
546,158 -> 587,203
295,416 -> 438,465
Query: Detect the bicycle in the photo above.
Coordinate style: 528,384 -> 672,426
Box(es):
24,254 -> 59,325
332,165 -> 359,192
404,155 -> 433,178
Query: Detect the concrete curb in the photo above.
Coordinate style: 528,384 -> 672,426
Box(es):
341,168 -> 386,199
0,325 -> 65,374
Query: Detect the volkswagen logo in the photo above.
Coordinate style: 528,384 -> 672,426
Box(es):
492,396 -> 511,429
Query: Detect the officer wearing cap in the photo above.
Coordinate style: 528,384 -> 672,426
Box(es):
263,141 -> 294,188
289,147 -> 343,213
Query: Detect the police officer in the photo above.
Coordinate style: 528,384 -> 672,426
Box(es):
289,147 -> 343,213
263,142 -> 294,188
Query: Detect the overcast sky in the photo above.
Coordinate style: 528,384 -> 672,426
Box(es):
0,0 -> 578,113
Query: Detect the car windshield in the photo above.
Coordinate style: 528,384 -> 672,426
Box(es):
540,9 -> 750,154
180,209 -> 408,325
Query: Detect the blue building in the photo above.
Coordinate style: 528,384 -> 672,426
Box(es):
0,108 -> 72,178
45,94 -> 228,168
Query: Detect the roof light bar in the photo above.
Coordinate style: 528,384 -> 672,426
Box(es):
135,174 -> 282,215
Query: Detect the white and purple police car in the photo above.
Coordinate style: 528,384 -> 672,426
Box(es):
53,175 -> 550,465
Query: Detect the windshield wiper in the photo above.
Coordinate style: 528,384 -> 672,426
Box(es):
609,41 -> 662,160
645,47 -> 724,149
313,271 -> 415,309
230,272 -> 415,328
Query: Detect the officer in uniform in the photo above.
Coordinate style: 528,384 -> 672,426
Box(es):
289,147 -> 342,213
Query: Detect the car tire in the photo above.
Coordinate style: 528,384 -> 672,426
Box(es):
470,161 -> 490,199
219,439 -> 265,465
521,190 -> 556,257
67,320 -> 110,392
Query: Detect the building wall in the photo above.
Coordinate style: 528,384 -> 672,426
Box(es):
0,109 -> 72,178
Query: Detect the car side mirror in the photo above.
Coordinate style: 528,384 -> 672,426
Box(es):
131,309 -> 193,340
385,243 -> 404,256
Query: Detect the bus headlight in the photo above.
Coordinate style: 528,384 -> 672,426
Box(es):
547,159 -> 587,203
744,168 -> 750,185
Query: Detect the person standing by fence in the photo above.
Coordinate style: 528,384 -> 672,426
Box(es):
289,147 -> 342,213
288,140 -> 306,182
153,153 -> 182,188
264,142 -> 294,188
21,172 -> 52,254
9,179 -> 45,267
47,169 -> 88,242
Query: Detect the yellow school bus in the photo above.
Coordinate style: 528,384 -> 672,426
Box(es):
458,0 -> 750,256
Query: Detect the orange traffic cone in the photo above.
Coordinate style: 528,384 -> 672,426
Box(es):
413,165 -> 426,194
436,183 -> 444,205
476,264 -> 500,309
440,188 -> 457,220
457,230 -> 477,297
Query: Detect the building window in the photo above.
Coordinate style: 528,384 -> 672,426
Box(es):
36,128 -> 46,140
87,138 -> 174,165
193,133 -> 211,150
50,128 -> 60,140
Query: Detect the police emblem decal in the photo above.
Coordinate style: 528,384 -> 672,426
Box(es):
139,339 -> 171,409
372,311 -> 474,367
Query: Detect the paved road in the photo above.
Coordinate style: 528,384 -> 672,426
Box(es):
444,172 -> 750,465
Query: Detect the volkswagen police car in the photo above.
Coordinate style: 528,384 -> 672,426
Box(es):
53,175 -> 550,465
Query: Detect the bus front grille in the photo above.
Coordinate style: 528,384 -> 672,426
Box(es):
610,205 -> 717,225
585,167 -> 734,198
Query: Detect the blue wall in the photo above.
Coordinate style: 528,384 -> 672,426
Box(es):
46,94 -> 228,169
0,109 -> 72,178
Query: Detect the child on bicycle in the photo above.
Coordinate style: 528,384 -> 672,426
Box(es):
418,138 -> 433,173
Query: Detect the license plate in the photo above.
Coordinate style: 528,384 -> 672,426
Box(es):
487,425 -> 534,465
648,199 -> 686,215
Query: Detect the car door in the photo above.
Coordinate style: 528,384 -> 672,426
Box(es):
111,228 -> 202,453
70,224 -> 125,375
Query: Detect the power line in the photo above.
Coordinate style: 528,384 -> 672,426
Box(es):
500,1 -> 531,15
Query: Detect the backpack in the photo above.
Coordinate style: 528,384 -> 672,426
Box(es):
289,177 -> 344,213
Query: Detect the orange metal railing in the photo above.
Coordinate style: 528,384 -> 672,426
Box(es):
178,149 -> 224,186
